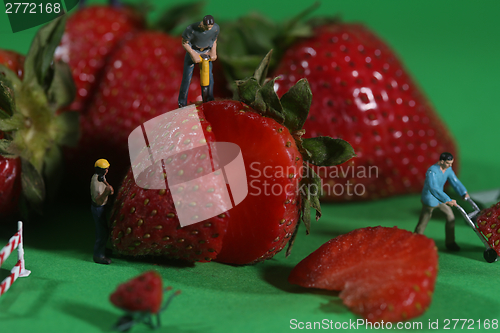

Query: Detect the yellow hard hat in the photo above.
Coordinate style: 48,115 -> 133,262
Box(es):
94,159 -> 110,169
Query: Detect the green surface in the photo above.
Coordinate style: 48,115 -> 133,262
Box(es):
1,0 -> 500,332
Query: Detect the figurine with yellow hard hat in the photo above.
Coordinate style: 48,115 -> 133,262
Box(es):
90,159 -> 114,264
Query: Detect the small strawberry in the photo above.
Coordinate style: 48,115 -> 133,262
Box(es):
56,3 -> 145,113
476,201 -> 500,260
110,54 -> 355,264
273,22 -> 458,201
288,226 -> 438,323
110,271 -> 163,313
0,17 -> 79,219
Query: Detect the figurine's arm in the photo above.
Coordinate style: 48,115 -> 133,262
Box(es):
447,168 -> 468,199
208,39 -> 217,61
427,170 -> 455,206
182,39 -> 202,64
93,185 -> 112,206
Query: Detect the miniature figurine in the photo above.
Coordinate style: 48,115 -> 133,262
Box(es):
90,159 -> 114,264
414,152 -> 469,251
178,15 -> 219,108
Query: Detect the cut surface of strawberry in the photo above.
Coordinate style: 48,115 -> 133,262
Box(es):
289,226 -> 438,322
110,271 -> 163,314
200,101 -> 303,264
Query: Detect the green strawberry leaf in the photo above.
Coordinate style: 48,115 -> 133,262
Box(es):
280,78 -> 312,132
302,137 -> 356,166
236,77 -> 260,106
54,111 -> 80,147
258,77 -> 284,122
285,223 -> 300,257
0,139 -> 13,156
253,50 -> 273,87
0,113 -> 23,132
48,60 -> 76,110
0,71 -> 16,118
24,15 -> 66,90
21,158 -> 46,214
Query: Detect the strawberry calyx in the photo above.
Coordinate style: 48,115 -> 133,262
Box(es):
235,51 -> 355,255
0,17 -> 79,214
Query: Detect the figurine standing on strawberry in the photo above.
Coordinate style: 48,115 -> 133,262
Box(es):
415,152 -> 468,251
178,15 -> 219,107
90,159 -> 114,264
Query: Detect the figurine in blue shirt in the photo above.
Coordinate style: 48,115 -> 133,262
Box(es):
415,152 -> 468,251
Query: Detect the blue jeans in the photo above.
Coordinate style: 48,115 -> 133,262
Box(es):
178,52 -> 214,107
91,204 -> 109,259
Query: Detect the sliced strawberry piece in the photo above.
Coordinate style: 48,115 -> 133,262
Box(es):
200,101 -> 303,264
289,226 -> 438,322
110,271 -> 163,313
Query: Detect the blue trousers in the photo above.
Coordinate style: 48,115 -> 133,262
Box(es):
178,52 -> 214,107
91,204 -> 109,259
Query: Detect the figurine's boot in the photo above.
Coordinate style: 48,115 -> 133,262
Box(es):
441,204 -> 460,251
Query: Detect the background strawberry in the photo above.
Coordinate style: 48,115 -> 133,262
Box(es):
110,58 -> 354,264
56,4 -> 145,113
0,18 -> 79,220
0,50 -> 25,219
289,226 -> 438,323
273,22 -> 458,201
110,270 -> 163,313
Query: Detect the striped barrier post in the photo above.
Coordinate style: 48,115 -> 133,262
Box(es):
0,221 -> 31,297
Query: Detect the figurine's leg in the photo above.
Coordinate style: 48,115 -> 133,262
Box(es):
207,61 -> 214,101
438,203 -> 460,251
178,53 -> 195,108
91,205 -> 112,264
109,0 -> 121,6
415,204 -> 434,234
79,0 -> 86,8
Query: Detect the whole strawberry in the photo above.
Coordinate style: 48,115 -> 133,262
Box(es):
273,22 -> 458,201
289,226 -> 438,323
56,3 -> 145,113
110,271 -> 163,313
0,18 -> 78,220
110,56 -> 355,264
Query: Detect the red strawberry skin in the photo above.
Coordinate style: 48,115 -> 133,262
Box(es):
477,201 -> 500,254
0,156 -> 22,219
289,226 -> 438,323
65,31 -> 202,186
110,108 -> 229,262
274,23 -> 457,201
0,49 -> 25,78
110,271 -> 163,313
200,101 -> 303,264
57,5 -> 144,112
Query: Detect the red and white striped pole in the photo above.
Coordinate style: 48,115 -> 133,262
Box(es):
0,222 -> 30,297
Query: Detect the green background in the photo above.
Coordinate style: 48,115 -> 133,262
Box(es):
1,0 -> 500,332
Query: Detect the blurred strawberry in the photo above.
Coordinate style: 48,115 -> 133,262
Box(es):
0,18 -> 79,220
273,22 -> 458,201
56,3 -> 145,113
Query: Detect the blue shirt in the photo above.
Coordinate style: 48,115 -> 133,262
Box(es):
421,164 -> 467,207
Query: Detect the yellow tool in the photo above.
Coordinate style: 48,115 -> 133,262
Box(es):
199,54 -> 211,103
